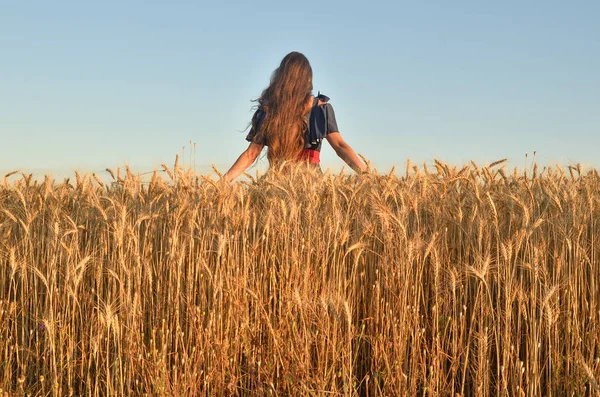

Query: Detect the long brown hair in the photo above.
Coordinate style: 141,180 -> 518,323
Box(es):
252,52 -> 313,164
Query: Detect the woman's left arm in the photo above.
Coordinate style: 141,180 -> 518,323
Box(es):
223,142 -> 264,181
326,132 -> 367,172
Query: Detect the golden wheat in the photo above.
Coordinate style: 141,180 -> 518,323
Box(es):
0,163 -> 599,395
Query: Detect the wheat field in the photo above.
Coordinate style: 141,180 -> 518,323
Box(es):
0,161 -> 599,396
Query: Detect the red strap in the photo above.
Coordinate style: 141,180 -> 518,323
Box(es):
298,149 -> 320,164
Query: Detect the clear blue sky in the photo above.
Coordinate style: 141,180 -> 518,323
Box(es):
2,1 -> 599,177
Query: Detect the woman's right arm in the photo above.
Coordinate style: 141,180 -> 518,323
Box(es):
325,133 -> 367,172
223,142 -> 264,181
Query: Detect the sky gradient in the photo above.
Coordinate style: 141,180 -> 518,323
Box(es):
2,1 -> 599,178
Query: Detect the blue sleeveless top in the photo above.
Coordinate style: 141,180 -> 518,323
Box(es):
245,93 -> 339,152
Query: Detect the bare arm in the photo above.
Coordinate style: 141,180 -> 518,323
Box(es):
223,142 -> 264,181
325,132 -> 367,172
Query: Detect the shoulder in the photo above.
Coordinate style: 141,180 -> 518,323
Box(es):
315,93 -> 331,107
311,93 -> 336,116
251,108 -> 267,127
253,107 -> 267,118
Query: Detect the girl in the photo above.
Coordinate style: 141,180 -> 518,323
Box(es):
224,52 -> 366,181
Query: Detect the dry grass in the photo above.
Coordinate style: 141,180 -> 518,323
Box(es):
1,161 -> 599,396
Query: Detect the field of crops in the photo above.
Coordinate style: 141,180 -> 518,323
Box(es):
1,161 -> 599,396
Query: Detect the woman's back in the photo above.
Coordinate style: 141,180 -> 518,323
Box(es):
245,94 -> 339,165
